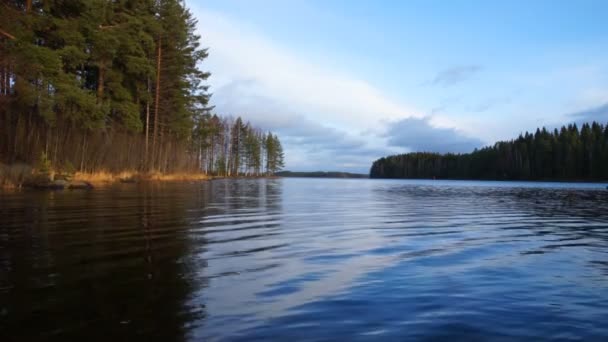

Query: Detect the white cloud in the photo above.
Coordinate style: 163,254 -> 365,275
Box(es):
191,7 -> 420,130
211,78 -> 400,172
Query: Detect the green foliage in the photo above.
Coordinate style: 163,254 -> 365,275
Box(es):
191,115 -> 284,176
0,0 -> 284,175
263,133 -> 284,174
38,152 -> 51,175
63,161 -> 76,175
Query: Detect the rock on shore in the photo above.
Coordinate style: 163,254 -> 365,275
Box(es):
23,177 -> 94,190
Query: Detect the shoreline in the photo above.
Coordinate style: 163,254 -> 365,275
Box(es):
72,171 -> 212,186
369,177 -> 608,184
0,163 -> 279,190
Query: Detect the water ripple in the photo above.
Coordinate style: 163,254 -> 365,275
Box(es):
1,179 -> 608,341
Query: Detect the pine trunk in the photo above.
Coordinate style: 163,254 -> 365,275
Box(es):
152,37 -> 162,171
97,62 -> 105,102
145,78 -> 150,170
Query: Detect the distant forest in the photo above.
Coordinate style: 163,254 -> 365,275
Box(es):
0,1 -> 284,176
371,122 -> 608,181
275,171 -> 368,179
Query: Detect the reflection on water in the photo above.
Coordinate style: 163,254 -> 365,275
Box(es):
1,178 -> 608,341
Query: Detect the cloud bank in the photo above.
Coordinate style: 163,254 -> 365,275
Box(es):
190,6 -> 487,172
385,117 -> 484,153
569,102 -> 608,124
211,78 -> 398,172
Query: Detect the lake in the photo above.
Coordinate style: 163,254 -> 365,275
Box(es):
1,178 -> 608,341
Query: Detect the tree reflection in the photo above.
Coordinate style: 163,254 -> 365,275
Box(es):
0,183 -> 210,341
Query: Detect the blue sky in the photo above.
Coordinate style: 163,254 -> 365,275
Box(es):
188,0 -> 608,173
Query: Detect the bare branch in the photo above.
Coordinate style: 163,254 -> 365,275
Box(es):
0,28 -> 16,40
99,25 -> 119,30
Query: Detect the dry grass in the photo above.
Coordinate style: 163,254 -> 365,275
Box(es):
72,170 -> 211,185
72,171 -> 136,185
144,172 -> 211,181
0,163 -> 33,189
1,164 -> 211,189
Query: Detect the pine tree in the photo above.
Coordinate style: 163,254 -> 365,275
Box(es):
0,1 -> 283,176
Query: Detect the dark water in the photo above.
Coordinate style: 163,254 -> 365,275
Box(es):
2,178 -> 608,341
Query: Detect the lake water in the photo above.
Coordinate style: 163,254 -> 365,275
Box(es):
1,178 -> 608,341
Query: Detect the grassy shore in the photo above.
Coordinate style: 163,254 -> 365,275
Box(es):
0,163 -> 211,189
0,163 -> 32,189
72,171 -> 211,186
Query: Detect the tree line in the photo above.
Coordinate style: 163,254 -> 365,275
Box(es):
0,0 -> 284,176
370,121 -> 608,181
194,115 -> 284,176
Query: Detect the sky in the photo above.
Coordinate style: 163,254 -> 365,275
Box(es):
187,0 -> 608,173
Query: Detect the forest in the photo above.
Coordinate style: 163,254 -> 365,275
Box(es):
0,0 -> 284,178
370,122 -> 608,181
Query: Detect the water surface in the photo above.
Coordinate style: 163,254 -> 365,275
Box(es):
1,178 -> 608,341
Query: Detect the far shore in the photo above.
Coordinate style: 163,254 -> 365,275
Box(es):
369,177 -> 608,184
